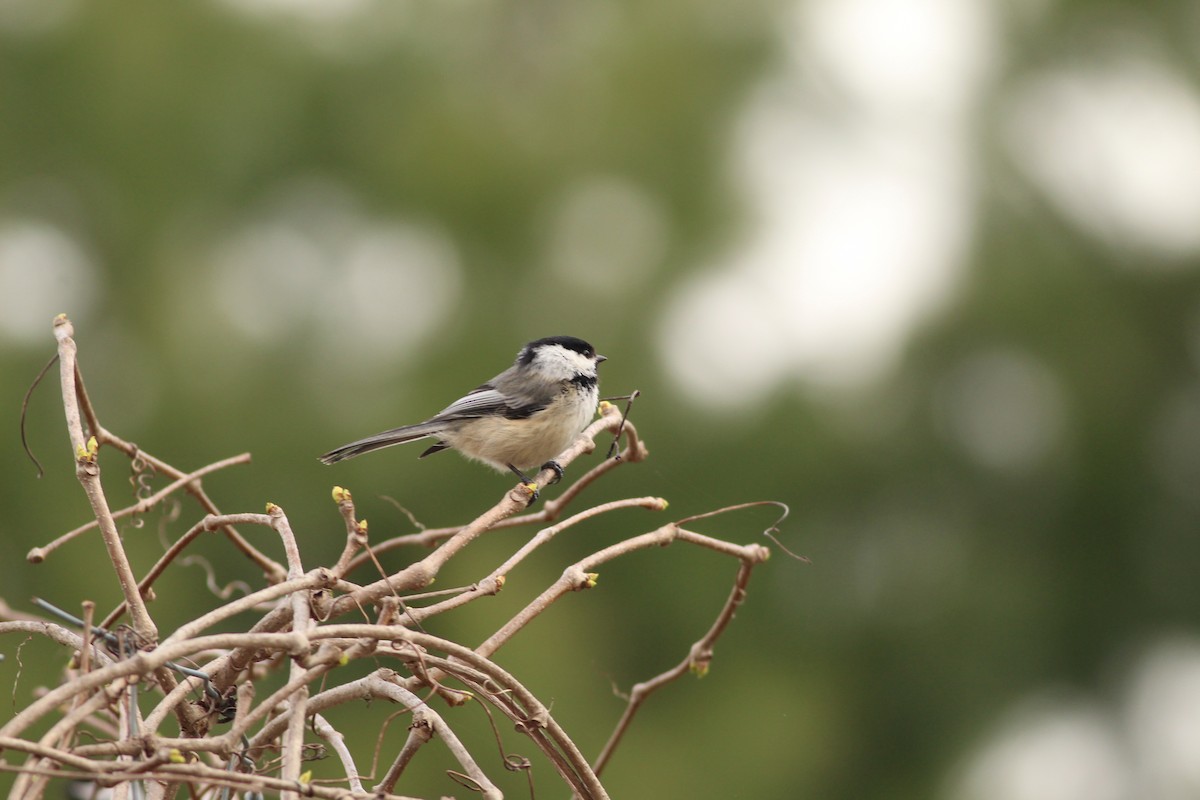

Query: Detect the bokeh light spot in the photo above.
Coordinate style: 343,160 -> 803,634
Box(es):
935,350 -> 1066,472
659,0 -> 993,408
795,0 -> 995,116
949,698 -> 1128,800
0,219 -> 99,345
543,176 -> 668,295
658,270 -> 789,411
1005,56 -> 1200,261
201,179 -> 462,375
0,0 -> 80,36
212,222 -> 326,344
335,223 -> 462,361
1126,639 -> 1200,796
211,0 -> 372,23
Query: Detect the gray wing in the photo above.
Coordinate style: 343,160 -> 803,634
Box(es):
433,386 -> 513,419
433,365 -> 558,421
319,365 -> 558,464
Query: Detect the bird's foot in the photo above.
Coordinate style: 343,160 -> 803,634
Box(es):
540,460 -> 565,485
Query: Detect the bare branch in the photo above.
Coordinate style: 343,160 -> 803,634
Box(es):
2,318 -> 784,799
52,314 -> 156,643
592,547 -> 767,776
27,453 -> 252,564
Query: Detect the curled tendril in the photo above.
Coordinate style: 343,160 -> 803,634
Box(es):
128,446 -> 156,529
676,500 -> 808,563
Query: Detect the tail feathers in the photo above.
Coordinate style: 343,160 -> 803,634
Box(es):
319,422 -> 444,464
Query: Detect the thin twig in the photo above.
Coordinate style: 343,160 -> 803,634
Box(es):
28,453 -> 252,564
71,370 -> 283,582
402,497 -> 667,626
592,551 -> 765,776
52,314 -> 156,643
313,713 -> 364,792
100,511 -> 266,630
270,502 -> 310,800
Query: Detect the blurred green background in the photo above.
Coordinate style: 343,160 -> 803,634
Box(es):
4,0 -> 1200,798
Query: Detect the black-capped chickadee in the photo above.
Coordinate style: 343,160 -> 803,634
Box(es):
319,336 -> 606,494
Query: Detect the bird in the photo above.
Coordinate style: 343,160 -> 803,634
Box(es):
319,336 -> 606,497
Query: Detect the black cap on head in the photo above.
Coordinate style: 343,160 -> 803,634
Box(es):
519,336 -> 597,365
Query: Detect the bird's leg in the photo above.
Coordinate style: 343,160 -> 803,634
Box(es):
539,460 -> 565,485
507,463 -> 540,505
506,463 -> 535,484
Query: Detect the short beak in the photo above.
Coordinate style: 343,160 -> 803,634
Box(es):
596,354 -> 607,364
